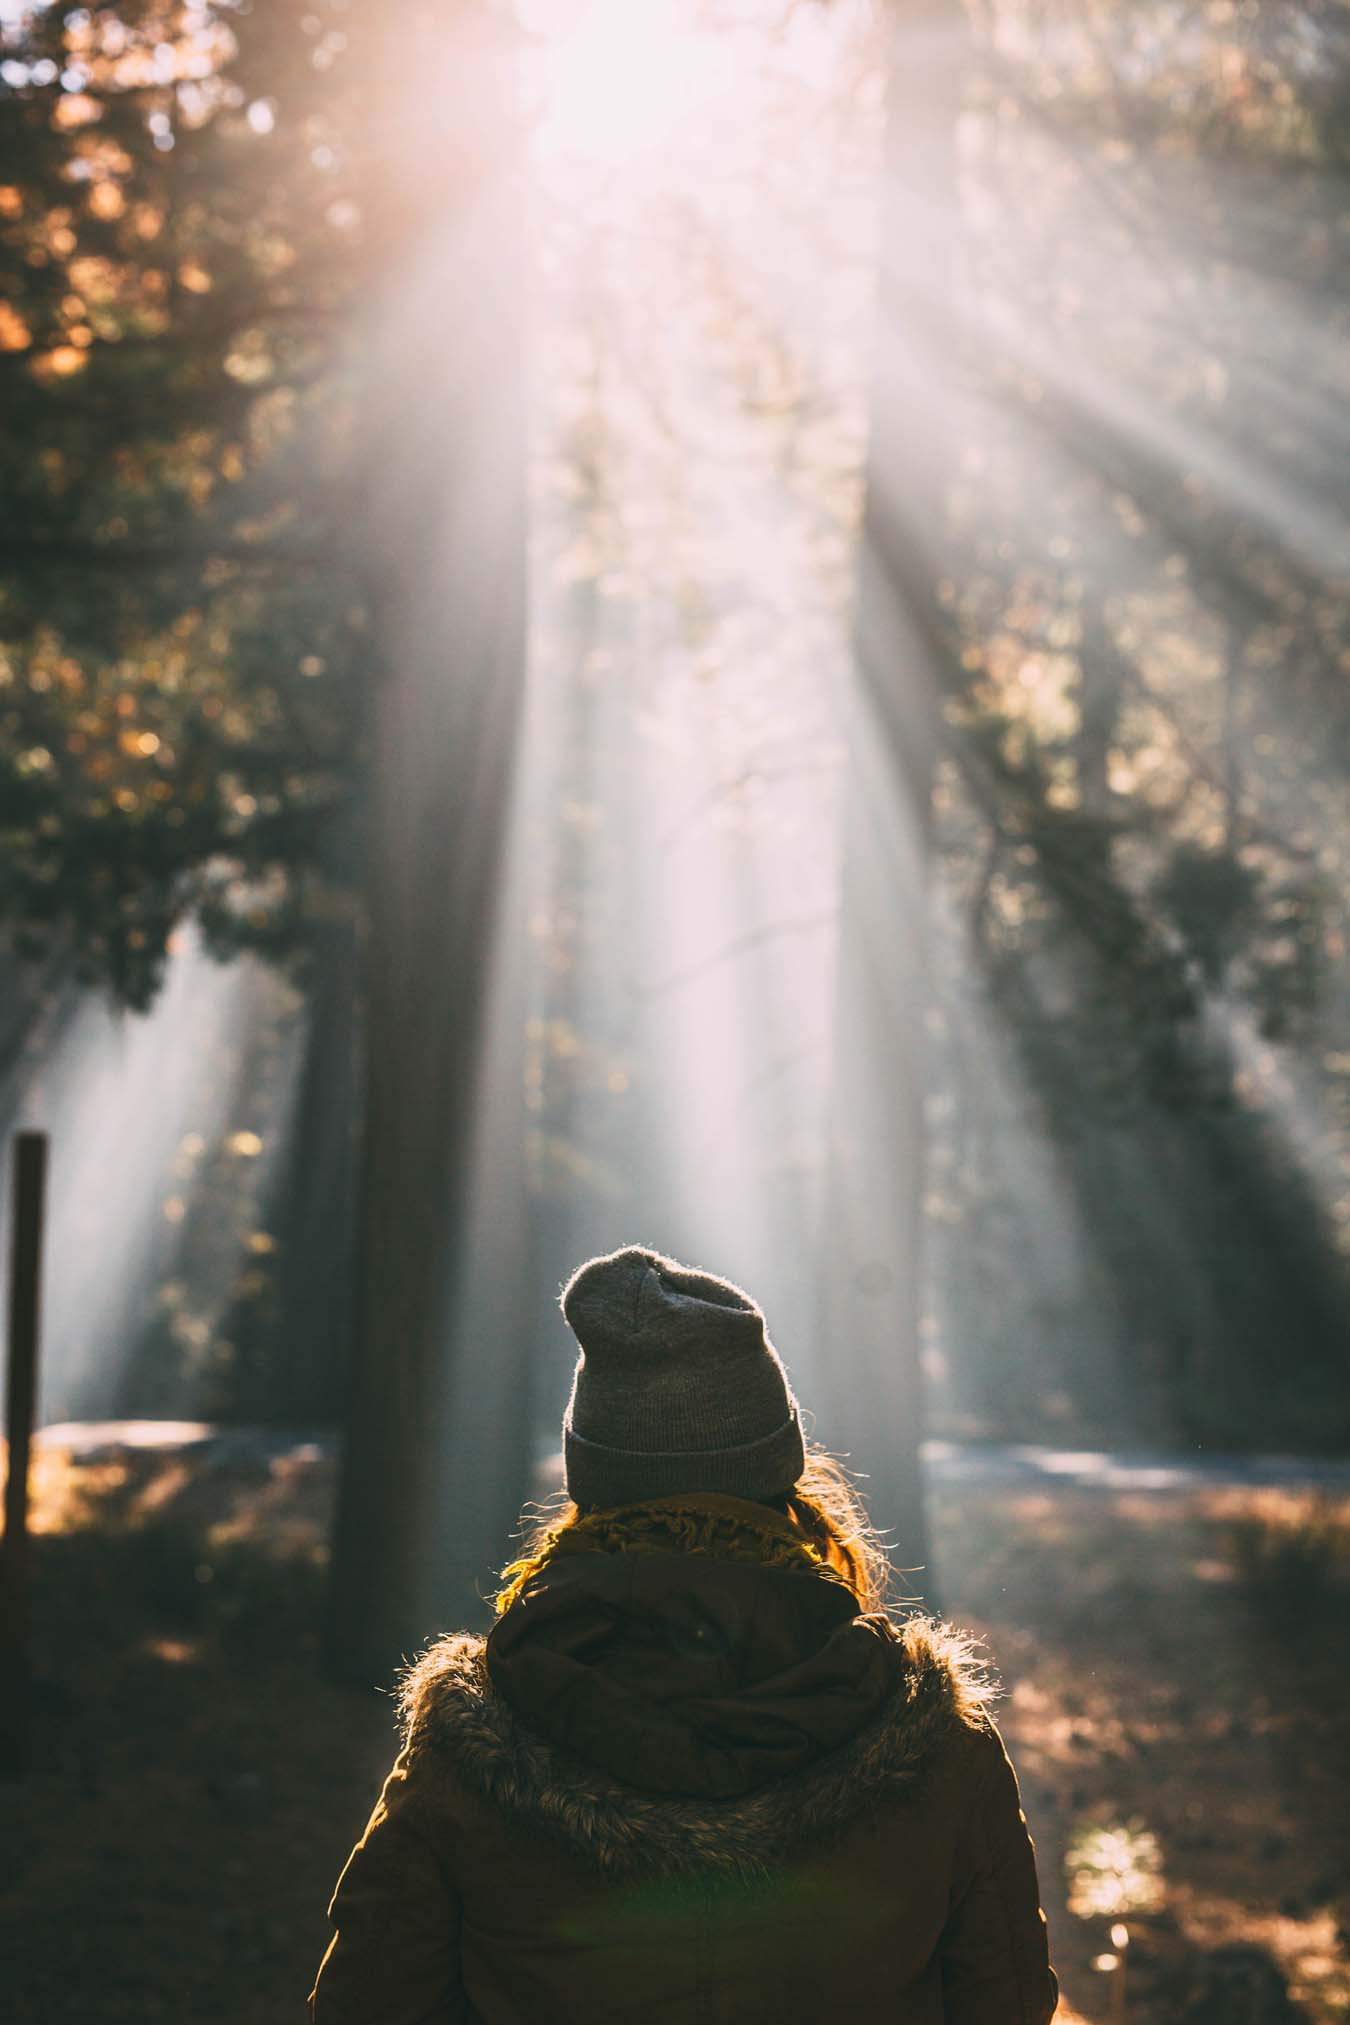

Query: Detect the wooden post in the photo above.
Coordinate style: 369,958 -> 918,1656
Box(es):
1,1131 -> 48,1776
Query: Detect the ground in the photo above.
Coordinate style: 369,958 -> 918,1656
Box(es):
2,1434 -> 1347,2023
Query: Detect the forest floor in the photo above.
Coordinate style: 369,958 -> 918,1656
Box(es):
2,1432 -> 1348,2025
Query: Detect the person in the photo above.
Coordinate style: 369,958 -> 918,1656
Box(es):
310,1244 -> 1059,2024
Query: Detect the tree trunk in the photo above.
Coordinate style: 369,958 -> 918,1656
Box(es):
323,7 -> 534,1684
815,0 -> 970,1596
265,821 -> 362,1428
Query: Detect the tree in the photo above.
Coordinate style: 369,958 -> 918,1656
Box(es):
919,0 -> 1350,1444
814,0 -> 973,1587
0,0 -> 366,1006
0,0 -> 536,1678
321,1 -> 535,1680
0,1 -> 374,1425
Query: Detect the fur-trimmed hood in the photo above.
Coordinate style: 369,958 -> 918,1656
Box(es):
316,1510 -> 1060,2025
397,1570 -> 994,1881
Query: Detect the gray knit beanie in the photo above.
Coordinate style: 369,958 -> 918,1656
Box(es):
560,1244 -> 806,1510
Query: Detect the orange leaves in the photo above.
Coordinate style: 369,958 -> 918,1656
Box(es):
52,92 -> 102,132
36,345 -> 89,378
0,302 -> 31,352
88,181 -> 126,222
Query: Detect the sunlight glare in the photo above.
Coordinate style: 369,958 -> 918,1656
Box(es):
520,0 -> 733,165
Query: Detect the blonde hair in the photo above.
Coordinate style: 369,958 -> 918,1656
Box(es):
496,1443 -> 893,1617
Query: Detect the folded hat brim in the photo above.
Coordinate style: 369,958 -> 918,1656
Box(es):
563,1410 -> 806,1511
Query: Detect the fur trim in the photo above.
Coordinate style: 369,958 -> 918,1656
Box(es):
396,1616 -> 995,1880
495,1494 -> 837,1616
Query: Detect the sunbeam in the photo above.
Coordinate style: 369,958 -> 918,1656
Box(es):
2,0 -> 1348,2016
4,927 -> 304,1422
519,0 -> 887,1488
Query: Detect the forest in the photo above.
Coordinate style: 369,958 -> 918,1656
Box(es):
0,2 -> 1347,2021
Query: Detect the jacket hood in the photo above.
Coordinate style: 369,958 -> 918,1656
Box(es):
485,1548 -> 900,1801
398,1543 -> 994,1879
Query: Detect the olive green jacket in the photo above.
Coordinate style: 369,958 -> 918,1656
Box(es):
312,1528 -> 1057,2023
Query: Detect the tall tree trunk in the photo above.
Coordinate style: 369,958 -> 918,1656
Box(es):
815,0 -> 970,1596
323,7 -> 534,1685
265,815 -> 362,1428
